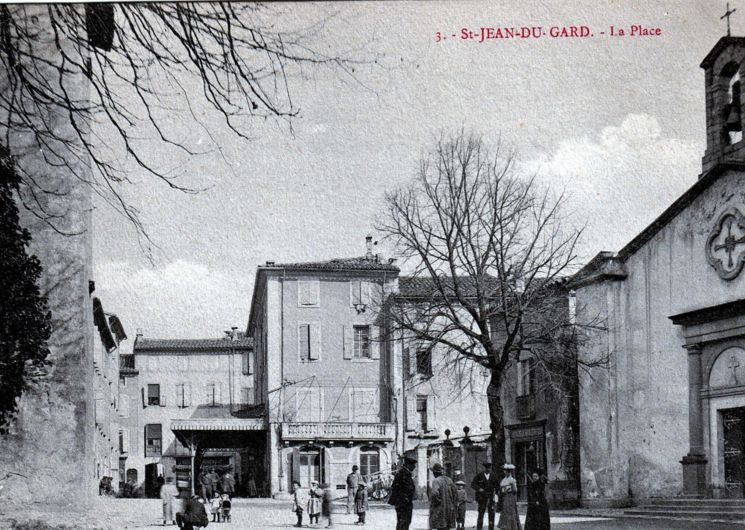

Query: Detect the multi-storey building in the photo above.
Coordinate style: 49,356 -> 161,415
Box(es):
124,332 -> 260,497
248,239 -> 399,497
389,277 -> 580,504
92,296 -> 128,493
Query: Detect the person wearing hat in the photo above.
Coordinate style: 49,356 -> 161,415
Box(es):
454,480 -> 472,530
497,464 -> 521,530
429,462 -> 458,530
388,455 -> 417,530
346,464 -> 364,515
308,479 -> 323,525
471,462 -> 499,530
524,469 -> 550,530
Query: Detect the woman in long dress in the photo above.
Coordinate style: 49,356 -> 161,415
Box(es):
524,470 -> 550,530
497,464 -> 521,530
160,476 -> 180,526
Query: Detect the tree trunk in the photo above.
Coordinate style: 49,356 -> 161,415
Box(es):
486,374 -> 506,467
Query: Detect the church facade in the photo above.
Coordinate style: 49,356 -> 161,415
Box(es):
574,36 -> 745,505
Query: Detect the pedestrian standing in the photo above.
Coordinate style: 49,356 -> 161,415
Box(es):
346,465 -> 363,514
354,483 -> 368,525
497,464 -> 521,530
308,480 -> 323,525
455,480 -> 471,530
292,480 -> 309,528
198,469 -> 212,500
429,463 -> 458,530
208,468 -> 220,496
524,469 -> 550,530
388,456 -> 417,530
321,482 -> 335,528
160,476 -> 179,526
471,462 -> 499,530
220,470 -> 236,499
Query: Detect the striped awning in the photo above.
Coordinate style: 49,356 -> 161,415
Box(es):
171,418 -> 267,431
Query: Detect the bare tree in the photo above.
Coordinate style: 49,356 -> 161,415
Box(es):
0,3 -> 364,253
379,131 -> 605,464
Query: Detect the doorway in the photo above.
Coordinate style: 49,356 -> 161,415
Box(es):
513,439 -> 546,502
723,407 -> 745,498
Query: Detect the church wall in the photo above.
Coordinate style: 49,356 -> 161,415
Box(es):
577,170 -> 745,503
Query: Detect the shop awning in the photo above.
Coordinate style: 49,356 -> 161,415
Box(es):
171,418 -> 267,431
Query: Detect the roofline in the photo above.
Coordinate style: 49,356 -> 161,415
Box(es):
700,36 -> 745,69
616,162 -> 745,262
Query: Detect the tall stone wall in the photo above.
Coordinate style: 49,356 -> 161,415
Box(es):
0,5 -> 95,508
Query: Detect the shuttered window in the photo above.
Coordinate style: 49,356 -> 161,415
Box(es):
298,280 -> 320,307
145,424 -> 162,457
298,323 -> 321,361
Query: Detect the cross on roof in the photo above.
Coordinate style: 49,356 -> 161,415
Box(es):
723,2 -> 738,37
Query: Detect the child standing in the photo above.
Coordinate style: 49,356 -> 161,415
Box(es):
320,482 -> 334,528
354,483 -> 368,525
308,480 -> 322,526
292,480 -> 310,528
210,491 -> 222,522
455,480 -> 471,530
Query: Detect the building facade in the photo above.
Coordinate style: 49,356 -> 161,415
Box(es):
248,247 -> 399,497
92,296 -> 128,493
124,334 -> 261,497
391,277 -> 580,504
574,36 -> 745,505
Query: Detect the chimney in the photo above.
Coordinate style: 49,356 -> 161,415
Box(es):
365,235 -> 373,259
265,260 -> 275,266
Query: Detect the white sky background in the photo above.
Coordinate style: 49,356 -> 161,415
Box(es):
93,1 -> 718,342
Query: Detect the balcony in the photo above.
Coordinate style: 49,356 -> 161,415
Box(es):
281,422 -> 395,442
516,394 -> 536,421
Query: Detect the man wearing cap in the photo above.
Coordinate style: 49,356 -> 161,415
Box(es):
471,462 -> 499,530
346,464 -> 364,515
388,455 -> 417,530
429,462 -> 458,530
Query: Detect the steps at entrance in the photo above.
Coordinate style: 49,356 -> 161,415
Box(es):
625,498 -> 745,522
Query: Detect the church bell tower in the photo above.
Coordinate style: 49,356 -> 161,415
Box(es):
701,34 -> 745,174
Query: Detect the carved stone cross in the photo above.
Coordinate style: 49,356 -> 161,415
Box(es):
729,353 -> 741,386
715,218 -> 745,268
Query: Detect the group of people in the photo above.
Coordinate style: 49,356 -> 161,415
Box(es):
290,465 -> 371,528
388,457 -> 551,530
157,469 -> 236,529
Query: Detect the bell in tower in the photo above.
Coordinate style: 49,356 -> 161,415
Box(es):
725,77 -> 743,143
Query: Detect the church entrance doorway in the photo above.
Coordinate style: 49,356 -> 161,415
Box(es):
723,407 -> 745,498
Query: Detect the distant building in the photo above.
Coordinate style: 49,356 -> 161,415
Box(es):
125,333 -> 260,497
248,239 -> 399,497
92,297 -> 128,494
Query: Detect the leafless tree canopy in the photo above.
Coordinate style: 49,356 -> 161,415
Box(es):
379,131 -> 603,460
0,3 -> 360,250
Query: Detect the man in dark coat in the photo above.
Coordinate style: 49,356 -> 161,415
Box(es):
346,464 -> 364,514
471,462 -> 499,530
388,455 -> 417,530
176,495 -> 209,530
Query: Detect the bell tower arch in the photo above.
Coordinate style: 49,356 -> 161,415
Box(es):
701,37 -> 745,173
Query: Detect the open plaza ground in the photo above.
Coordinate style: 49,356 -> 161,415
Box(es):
4,499 -> 745,530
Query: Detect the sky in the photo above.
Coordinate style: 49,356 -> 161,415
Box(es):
92,1 -> 722,344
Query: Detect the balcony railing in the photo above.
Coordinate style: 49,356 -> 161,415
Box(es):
281,422 -> 395,441
516,394 -> 536,420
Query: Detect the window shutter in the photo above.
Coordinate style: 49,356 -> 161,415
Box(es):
405,397 -> 417,431
247,351 -> 254,375
309,324 -> 321,360
185,383 -> 192,407
311,281 -> 320,306
350,280 -> 361,305
215,383 -> 222,404
141,387 -> 147,408
299,324 -> 309,360
160,386 -> 166,407
122,429 -> 130,453
362,281 -> 372,305
370,326 -> 380,360
407,347 -> 417,376
291,448 -> 300,486
120,396 -> 129,418
343,326 -> 353,360
298,281 -> 309,305
426,395 -> 436,432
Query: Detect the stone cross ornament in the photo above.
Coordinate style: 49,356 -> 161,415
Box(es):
707,207 -> 745,280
